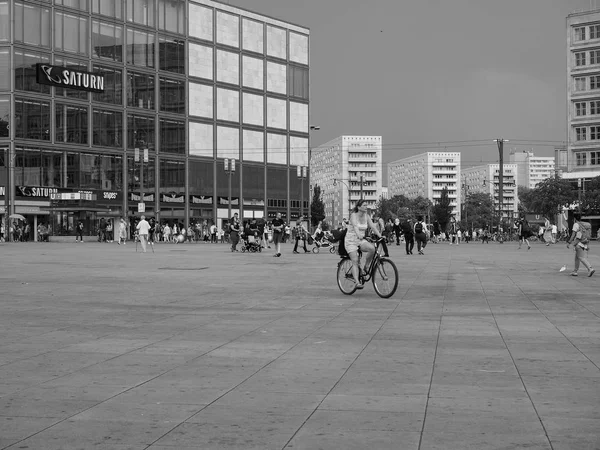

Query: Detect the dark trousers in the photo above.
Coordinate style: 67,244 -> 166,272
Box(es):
405,233 -> 414,254
394,229 -> 402,245
415,232 -> 427,252
380,238 -> 389,256
294,237 -> 308,252
76,229 -> 83,241
230,231 -> 239,250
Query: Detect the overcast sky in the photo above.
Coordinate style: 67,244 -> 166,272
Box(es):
229,0 -> 594,175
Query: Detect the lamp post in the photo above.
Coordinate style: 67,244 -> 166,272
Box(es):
493,138 -> 508,234
297,165 -> 307,224
307,125 -> 320,229
462,183 -> 468,230
134,145 -> 148,215
224,158 -> 236,222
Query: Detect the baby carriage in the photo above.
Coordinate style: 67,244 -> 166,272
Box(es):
240,232 -> 262,253
311,230 -> 337,254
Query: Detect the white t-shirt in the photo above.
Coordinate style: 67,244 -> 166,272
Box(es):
551,225 -> 557,233
136,219 -> 150,235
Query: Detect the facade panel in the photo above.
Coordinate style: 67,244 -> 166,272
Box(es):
266,61 -> 286,94
242,55 -> 263,89
289,32 -> 308,65
189,121 -> 213,158
242,92 -> 263,126
189,43 -> 213,80
189,2 -> 213,41
266,97 -> 286,130
243,129 -> 264,162
216,10 -> 239,48
216,49 -> 239,85
189,82 -> 213,118
216,87 -> 239,123
289,101 -> 308,133
267,132 -> 286,165
217,125 -> 239,160
242,17 -> 263,54
266,25 -> 286,59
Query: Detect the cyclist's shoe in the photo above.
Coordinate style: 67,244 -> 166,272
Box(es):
355,282 -> 364,289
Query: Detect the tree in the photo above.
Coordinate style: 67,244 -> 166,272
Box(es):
375,194 -> 412,221
463,192 -> 494,230
527,177 -> 577,219
410,196 -> 433,220
432,187 -> 453,231
517,185 -> 535,214
582,176 -> 600,214
310,185 -> 326,227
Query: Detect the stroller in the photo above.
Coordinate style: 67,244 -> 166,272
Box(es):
240,232 -> 262,253
311,230 -> 337,254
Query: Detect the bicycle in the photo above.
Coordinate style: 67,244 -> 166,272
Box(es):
336,237 -> 399,298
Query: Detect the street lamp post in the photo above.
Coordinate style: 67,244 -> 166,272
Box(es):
307,125 -> 320,229
462,183 -> 468,230
224,158 -> 236,222
297,165 -> 307,224
134,146 -> 148,215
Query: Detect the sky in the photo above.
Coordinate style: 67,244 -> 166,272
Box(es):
229,0 -> 595,179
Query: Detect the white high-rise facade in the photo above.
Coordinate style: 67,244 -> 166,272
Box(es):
387,152 -> 461,218
509,150 -> 555,189
310,136 -> 382,226
461,164 -> 519,220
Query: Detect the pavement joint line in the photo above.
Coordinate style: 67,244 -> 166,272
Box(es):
416,265 -> 448,450
478,268 -> 557,450
279,295 -> 405,450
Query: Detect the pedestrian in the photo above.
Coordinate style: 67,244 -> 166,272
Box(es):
401,218 -> 414,255
518,217 -> 532,250
272,212 -> 284,257
551,223 -> 558,244
136,215 -> 150,253
567,213 -> 594,277
117,217 -> 127,245
106,220 -> 113,243
414,215 -> 428,255
230,213 -> 240,251
448,217 -> 457,245
210,223 -> 217,243
393,218 -> 402,245
148,218 -> 156,246
75,219 -> 84,243
283,224 -> 290,243
293,221 -> 310,254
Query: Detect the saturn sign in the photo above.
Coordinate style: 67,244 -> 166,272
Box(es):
36,63 -> 105,93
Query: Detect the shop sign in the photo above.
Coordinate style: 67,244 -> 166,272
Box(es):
16,186 -> 58,198
102,191 -> 120,201
267,211 -> 287,219
218,196 -> 239,206
161,193 -> 184,204
191,195 -> 213,205
243,198 -> 265,206
36,64 -> 105,93
130,193 -> 154,202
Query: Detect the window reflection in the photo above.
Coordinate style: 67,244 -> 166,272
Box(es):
55,11 -> 88,55
0,1 -> 9,41
15,2 -> 51,47
93,109 -> 122,147
55,0 -> 88,11
127,71 -> 155,109
127,114 -> 155,149
159,77 -> 184,114
15,97 -> 51,141
126,28 -> 155,68
55,102 -> 88,145
158,0 -> 184,34
92,64 -> 122,104
0,48 -> 9,90
91,0 -> 122,19
160,158 -> 185,189
92,20 -> 123,62
160,118 -> 185,154
54,57 -> 88,100
128,155 -> 155,191
127,0 -> 155,27
80,153 -> 122,189
159,36 -> 184,74
15,50 -> 51,94
0,96 -> 9,138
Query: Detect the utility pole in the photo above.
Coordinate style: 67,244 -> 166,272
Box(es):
224,158 -> 236,222
495,139 -> 507,236
297,166 -> 306,224
360,173 -> 364,201
331,198 -> 334,226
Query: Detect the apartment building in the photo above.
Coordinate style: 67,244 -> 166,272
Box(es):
509,150 -> 555,188
387,152 -> 461,218
461,164 -> 519,220
310,135 -> 382,226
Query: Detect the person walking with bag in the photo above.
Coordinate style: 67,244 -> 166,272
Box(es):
271,212 -> 284,257
567,213 -> 595,277
293,221 -> 310,254
230,213 -> 240,252
117,218 -> 127,245
414,216 -> 428,255
136,215 -> 150,253
518,217 -> 532,250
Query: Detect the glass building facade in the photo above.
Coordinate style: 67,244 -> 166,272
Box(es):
0,0 -> 310,240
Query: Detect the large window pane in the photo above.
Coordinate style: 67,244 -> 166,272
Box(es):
15,2 -> 51,48
288,65 -> 309,100
160,118 -> 184,154
127,28 -> 155,68
41,150 -> 67,188
127,70 -> 155,109
54,57 -> 88,100
55,0 -> 88,11
14,147 -> 42,185
55,11 -> 88,55
92,0 -> 122,19
128,154 -> 155,191
159,36 -> 184,74
55,102 -> 88,145
0,48 -> 9,90
159,77 -> 184,114
127,0 -> 155,27
160,158 -> 184,189
93,109 -> 122,147
0,96 -> 9,138
15,98 -> 51,141
92,64 -> 122,105
80,153 -> 124,189
158,0 -> 184,34
15,49 -> 51,94
92,20 -> 123,62
0,1 -> 9,41
127,114 -> 155,149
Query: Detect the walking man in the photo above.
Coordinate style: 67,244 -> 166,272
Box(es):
230,213 -> 240,252
567,213 -> 595,277
402,218 -> 414,255
272,212 -> 284,257
75,220 -> 84,243
414,216 -> 428,255
136,215 -> 150,253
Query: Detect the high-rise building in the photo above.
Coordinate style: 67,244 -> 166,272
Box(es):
310,136 -> 382,226
387,152 -> 461,218
0,0 -> 310,241
509,150 -> 555,188
461,164 -> 519,221
566,10 -> 600,184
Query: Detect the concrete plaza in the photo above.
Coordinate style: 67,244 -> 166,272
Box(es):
0,239 -> 599,450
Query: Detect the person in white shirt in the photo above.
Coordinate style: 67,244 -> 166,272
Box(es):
136,215 -> 151,253
551,223 -> 558,244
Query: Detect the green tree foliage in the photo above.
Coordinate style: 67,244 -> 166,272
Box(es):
432,187 -> 454,231
526,177 -> 577,218
375,195 -> 432,222
310,185 -> 326,227
582,176 -> 600,213
517,185 -> 535,214
463,192 -> 494,230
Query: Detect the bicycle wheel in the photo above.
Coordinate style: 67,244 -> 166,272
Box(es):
372,258 -> 398,298
329,245 -> 337,254
312,246 -> 320,254
337,258 -> 357,295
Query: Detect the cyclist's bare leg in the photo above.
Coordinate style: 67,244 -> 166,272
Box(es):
349,251 -> 361,285
361,241 -> 376,273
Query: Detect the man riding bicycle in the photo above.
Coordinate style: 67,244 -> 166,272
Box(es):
345,199 -> 382,289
